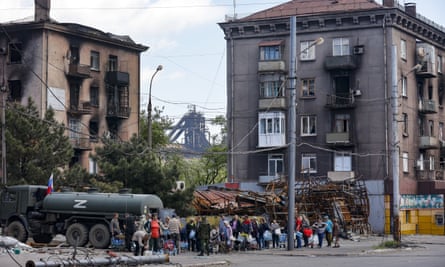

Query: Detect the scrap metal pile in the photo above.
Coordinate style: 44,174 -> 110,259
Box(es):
193,176 -> 371,234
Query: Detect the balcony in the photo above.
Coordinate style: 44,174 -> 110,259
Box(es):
258,60 -> 286,72
418,99 -> 436,114
70,138 -> 92,150
107,106 -> 131,119
67,63 -> 91,78
324,55 -> 357,70
106,71 -> 129,85
326,132 -> 353,146
68,102 -> 93,115
327,171 -> 355,182
419,136 -> 439,149
258,133 -> 286,148
259,175 -> 280,184
259,97 -> 286,110
326,94 -> 356,109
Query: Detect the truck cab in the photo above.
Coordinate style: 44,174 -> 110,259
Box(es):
0,185 -> 47,242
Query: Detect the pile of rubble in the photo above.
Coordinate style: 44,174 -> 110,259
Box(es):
192,175 -> 370,234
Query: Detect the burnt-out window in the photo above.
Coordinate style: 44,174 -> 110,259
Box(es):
8,80 -> 22,101
9,43 -> 22,64
108,55 -> 118,71
90,86 -> 99,107
89,120 -> 99,142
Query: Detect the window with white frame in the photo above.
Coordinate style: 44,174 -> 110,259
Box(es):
260,45 -> 281,60
259,116 -> 283,134
333,38 -> 350,56
438,55 -> 443,73
417,153 -> 424,171
334,152 -> 352,171
260,80 -> 283,98
335,114 -> 350,133
302,153 -> 317,173
401,76 -> 407,97
301,78 -> 315,97
300,40 -> 316,60
301,115 -> 316,136
89,157 -> 97,174
258,112 -> 286,147
268,154 -> 284,176
401,39 -> 407,60
90,51 -> 100,70
69,118 -> 80,139
430,156 -> 435,171
402,152 -> 409,173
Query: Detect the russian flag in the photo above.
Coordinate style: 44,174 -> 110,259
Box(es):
47,173 -> 54,195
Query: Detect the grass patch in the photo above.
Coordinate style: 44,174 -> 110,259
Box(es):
375,240 -> 400,249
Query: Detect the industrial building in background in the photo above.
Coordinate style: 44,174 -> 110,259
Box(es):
0,0 -> 147,175
219,0 -> 445,236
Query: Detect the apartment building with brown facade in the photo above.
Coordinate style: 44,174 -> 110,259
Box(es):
0,0 -> 147,173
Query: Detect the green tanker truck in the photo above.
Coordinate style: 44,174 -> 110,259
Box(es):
0,185 -> 163,249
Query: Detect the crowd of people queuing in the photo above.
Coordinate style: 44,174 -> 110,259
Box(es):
109,212 -> 342,256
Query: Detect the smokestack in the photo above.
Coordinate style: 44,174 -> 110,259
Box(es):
382,0 -> 395,7
405,3 -> 417,17
35,0 -> 51,22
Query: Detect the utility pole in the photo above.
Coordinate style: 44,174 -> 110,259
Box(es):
287,15 -> 297,251
1,84 -> 6,185
391,44 -> 401,243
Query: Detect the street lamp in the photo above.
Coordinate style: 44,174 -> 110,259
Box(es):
147,65 -> 163,150
287,15 -> 324,251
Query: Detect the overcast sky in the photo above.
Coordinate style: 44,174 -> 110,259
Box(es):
1,0 -> 444,137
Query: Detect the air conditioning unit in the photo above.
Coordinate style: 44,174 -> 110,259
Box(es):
353,45 -> 364,55
175,181 -> 185,191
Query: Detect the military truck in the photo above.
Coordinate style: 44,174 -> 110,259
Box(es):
0,185 -> 163,248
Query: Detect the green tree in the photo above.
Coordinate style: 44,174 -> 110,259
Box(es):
139,107 -> 172,147
192,145 -> 227,186
92,136 -> 175,199
4,98 -> 73,185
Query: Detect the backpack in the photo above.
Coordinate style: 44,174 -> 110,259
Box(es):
144,219 -> 152,233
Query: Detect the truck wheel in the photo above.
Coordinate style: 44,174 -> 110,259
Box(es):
89,224 -> 111,249
66,223 -> 88,247
7,221 -> 28,243
33,234 -> 53,244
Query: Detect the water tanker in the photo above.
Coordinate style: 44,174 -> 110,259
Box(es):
0,185 -> 163,249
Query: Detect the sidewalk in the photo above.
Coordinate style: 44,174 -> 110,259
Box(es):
4,234 -> 445,267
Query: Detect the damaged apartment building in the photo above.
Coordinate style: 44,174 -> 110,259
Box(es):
0,0 -> 147,172
219,0 -> 445,235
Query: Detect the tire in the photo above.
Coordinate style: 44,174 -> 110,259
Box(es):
33,234 -> 53,244
66,223 -> 88,247
7,221 -> 28,243
89,224 -> 111,249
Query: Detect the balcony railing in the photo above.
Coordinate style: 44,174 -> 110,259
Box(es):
258,133 -> 286,148
258,60 -> 286,72
418,99 -> 436,114
67,63 -> 91,78
106,71 -> 129,85
70,138 -> 92,150
419,136 -> 439,149
324,55 -> 357,70
327,171 -> 355,182
326,132 -> 353,145
107,106 -> 131,119
68,102 -> 93,115
259,97 -> 286,110
326,94 -> 356,109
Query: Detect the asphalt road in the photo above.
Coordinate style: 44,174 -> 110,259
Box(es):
1,235 -> 444,267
